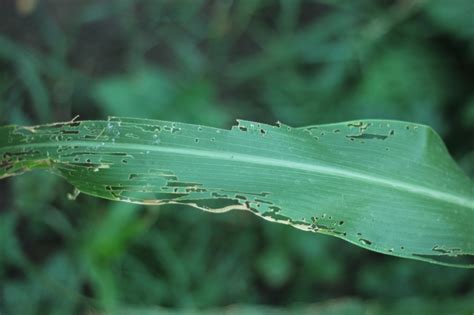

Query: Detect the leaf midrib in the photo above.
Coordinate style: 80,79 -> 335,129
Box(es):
3,140 -> 472,209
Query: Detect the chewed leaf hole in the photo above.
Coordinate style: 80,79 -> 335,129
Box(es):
359,239 -> 372,245
413,254 -> 474,266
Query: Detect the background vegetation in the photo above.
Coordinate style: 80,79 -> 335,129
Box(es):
0,0 -> 473,314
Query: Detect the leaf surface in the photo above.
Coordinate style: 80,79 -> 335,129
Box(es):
1,118 -> 472,267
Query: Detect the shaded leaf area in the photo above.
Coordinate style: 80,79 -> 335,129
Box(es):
1,118 -> 472,267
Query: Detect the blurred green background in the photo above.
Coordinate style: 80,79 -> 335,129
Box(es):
1,0 -> 473,314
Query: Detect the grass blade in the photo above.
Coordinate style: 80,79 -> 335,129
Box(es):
1,117 -> 472,267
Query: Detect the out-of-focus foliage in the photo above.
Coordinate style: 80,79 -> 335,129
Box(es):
0,0 -> 473,314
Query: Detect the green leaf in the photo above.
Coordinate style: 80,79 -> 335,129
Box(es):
1,118 -> 472,267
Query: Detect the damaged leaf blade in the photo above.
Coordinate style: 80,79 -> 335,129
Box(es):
1,117 -> 473,267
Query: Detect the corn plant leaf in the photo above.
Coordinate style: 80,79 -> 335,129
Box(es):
1,117 -> 473,267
